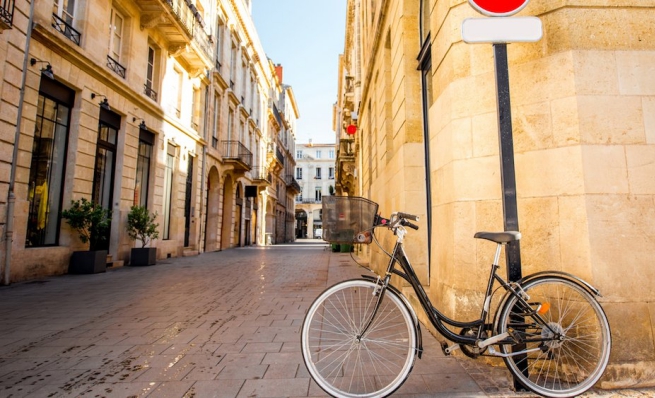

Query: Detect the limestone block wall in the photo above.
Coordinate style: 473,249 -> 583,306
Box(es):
427,0 -> 655,387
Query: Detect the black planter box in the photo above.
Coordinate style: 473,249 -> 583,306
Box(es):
130,247 -> 157,266
69,250 -> 107,274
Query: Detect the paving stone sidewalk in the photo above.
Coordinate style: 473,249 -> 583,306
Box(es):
0,240 -> 652,397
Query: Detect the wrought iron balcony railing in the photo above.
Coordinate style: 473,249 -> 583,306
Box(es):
0,0 -> 14,28
192,23 -> 213,60
222,140 -> 252,169
165,0 -> 194,37
285,175 -> 301,193
252,167 -> 271,183
276,147 -> 284,165
144,84 -> 158,101
52,13 -> 80,45
107,55 -> 126,78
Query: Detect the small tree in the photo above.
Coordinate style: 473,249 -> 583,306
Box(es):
126,205 -> 159,248
61,198 -> 111,251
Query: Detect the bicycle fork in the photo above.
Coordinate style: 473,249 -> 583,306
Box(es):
356,275 -> 389,341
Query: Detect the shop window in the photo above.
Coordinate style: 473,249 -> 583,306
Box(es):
26,79 -> 74,247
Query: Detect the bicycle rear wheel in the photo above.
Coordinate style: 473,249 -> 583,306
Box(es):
301,279 -> 416,398
496,276 -> 611,398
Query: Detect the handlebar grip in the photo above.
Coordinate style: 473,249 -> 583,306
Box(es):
398,212 -> 419,222
401,220 -> 419,230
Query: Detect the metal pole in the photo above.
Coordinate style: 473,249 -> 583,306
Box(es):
493,43 -> 522,280
493,43 -> 527,389
4,0 -> 36,285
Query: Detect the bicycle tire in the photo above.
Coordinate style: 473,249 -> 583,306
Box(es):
496,276 -> 611,398
301,279 -> 416,398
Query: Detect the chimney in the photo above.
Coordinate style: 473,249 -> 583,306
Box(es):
275,64 -> 283,84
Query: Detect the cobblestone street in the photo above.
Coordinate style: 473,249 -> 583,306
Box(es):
0,241 -> 652,397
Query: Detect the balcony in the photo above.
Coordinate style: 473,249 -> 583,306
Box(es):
0,0 -> 14,31
252,167 -> 271,184
144,84 -> 158,101
52,13 -> 80,45
285,175 -> 301,195
222,140 -> 252,172
107,55 -> 126,78
136,0 -> 213,70
299,199 -> 322,204
266,142 -> 284,173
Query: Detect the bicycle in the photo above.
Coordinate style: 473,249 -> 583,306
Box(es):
301,196 -> 611,398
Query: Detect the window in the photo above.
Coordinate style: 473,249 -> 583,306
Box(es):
296,150 -> 303,159
212,93 -> 220,148
315,167 -> 322,180
26,80 -> 74,247
328,150 -> 335,159
163,144 -> 175,239
315,187 -> 322,202
230,42 -> 237,89
215,20 -> 224,67
296,193 -> 302,202
170,68 -> 183,118
134,129 -> 154,208
53,0 -> 75,25
296,167 -> 302,180
191,87 -> 201,131
328,167 -> 334,179
315,150 -> 322,159
227,109 -> 234,140
145,44 -> 159,101
108,8 -> 124,62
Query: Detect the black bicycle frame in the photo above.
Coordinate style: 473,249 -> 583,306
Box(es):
382,239 -> 542,347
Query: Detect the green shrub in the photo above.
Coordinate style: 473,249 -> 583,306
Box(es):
61,198 -> 111,251
126,205 -> 159,248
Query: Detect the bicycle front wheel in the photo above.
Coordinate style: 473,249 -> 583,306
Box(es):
497,276 -> 611,398
301,279 -> 416,398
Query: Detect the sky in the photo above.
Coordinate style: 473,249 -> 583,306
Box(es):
251,0 -> 347,145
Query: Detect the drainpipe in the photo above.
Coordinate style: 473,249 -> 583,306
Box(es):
4,0 -> 36,285
198,70 -> 211,253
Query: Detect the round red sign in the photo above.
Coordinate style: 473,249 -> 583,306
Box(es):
469,0 -> 530,17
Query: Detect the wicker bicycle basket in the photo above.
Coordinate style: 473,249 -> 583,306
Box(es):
322,196 -> 379,244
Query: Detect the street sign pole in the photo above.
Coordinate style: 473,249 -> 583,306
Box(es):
492,43 -> 522,283
494,41 -> 529,393
463,1 -> 540,389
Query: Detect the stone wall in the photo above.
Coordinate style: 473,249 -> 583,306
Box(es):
428,0 -> 655,387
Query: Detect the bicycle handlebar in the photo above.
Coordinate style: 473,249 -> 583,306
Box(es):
374,212 -> 420,231
401,219 -> 419,230
398,212 -> 419,222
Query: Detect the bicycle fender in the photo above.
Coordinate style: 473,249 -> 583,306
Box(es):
492,271 -> 602,335
519,271 -> 602,297
360,275 -> 424,358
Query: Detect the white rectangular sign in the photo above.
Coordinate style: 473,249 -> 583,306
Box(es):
462,17 -> 543,43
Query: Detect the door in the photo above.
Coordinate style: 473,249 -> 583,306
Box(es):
184,155 -> 194,247
92,110 -> 119,251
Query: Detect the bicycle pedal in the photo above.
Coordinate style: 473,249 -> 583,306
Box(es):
440,341 -> 459,356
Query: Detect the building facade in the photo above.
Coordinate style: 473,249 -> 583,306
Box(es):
294,142 -> 336,239
0,0 -> 298,284
336,0 -> 655,388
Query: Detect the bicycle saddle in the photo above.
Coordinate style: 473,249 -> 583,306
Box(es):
474,231 -> 521,243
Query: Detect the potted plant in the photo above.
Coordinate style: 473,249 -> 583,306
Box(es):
126,205 -> 159,266
61,198 -> 111,274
